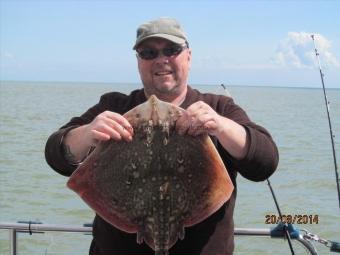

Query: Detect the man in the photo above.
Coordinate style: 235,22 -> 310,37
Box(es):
45,17 -> 279,255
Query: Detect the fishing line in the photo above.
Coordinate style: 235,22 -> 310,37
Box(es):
311,34 -> 340,209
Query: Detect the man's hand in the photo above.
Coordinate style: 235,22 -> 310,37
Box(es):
176,101 -> 223,137
62,111 -> 134,163
176,101 -> 248,160
84,111 -> 134,145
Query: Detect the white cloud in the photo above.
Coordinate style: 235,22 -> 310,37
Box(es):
273,32 -> 340,69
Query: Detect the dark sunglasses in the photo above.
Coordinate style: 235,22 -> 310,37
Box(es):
136,44 -> 187,60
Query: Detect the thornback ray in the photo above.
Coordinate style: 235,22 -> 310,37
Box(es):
67,95 -> 234,255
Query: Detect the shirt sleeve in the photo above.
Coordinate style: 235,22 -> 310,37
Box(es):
45,126 -> 80,176
219,97 -> 279,182
44,94 -> 109,177
235,123 -> 279,181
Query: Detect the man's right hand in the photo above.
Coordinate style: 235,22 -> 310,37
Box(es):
84,111 -> 134,145
62,111 -> 134,164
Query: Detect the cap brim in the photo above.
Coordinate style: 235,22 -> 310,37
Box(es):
133,33 -> 186,49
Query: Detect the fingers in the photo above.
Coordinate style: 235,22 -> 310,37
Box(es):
176,112 -> 190,135
101,111 -> 134,136
187,113 -> 212,136
91,129 -> 113,142
91,124 -> 123,141
88,111 -> 134,143
176,101 -> 220,136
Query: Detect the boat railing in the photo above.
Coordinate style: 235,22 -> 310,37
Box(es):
1,221 -> 339,255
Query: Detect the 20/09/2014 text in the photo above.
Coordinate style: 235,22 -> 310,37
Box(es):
265,214 -> 319,224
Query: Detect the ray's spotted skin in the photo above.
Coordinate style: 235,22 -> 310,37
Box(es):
67,95 -> 234,255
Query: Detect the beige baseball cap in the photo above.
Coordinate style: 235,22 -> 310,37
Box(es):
133,17 -> 188,50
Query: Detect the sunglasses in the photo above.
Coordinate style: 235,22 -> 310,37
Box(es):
136,44 -> 187,60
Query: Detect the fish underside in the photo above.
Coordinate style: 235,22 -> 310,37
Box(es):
67,95 -> 234,255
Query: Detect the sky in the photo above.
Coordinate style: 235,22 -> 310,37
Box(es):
1,0 -> 340,88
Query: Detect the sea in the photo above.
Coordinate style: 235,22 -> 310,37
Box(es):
0,81 -> 339,255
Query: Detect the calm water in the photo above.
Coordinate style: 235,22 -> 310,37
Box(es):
0,81 -> 339,255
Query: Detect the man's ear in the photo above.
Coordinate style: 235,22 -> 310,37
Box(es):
187,49 -> 192,68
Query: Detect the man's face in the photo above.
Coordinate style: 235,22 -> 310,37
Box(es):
136,38 -> 191,101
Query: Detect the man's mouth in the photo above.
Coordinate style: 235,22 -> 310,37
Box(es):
154,71 -> 173,76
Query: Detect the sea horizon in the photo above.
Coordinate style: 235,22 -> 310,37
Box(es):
1,79 -> 339,90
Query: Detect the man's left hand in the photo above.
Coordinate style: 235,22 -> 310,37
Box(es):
176,101 -> 223,137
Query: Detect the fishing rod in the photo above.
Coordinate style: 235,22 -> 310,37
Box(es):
311,34 -> 340,209
220,84 -> 296,254
221,83 -> 232,97
267,179 -> 296,255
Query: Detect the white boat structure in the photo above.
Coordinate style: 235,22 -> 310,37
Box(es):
1,220 -> 339,255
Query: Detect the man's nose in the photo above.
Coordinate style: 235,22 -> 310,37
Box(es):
155,53 -> 170,63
